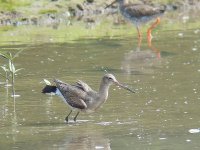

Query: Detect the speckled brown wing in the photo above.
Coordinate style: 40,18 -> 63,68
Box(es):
54,79 -> 87,110
124,4 -> 164,18
75,80 -> 92,92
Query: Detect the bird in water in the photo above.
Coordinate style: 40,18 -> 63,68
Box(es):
105,0 -> 166,48
42,74 -> 134,123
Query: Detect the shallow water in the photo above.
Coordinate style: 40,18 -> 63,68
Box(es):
1,10 -> 200,150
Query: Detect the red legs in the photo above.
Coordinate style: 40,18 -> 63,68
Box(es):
136,26 -> 142,48
147,17 -> 161,58
147,17 -> 161,47
137,17 -> 160,48
135,19 -> 161,58
149,44 -> 161,58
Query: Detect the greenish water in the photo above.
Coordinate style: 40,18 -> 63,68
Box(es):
1,11 -> 200,150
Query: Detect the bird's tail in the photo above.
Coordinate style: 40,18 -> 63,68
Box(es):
42,85 -> 57,94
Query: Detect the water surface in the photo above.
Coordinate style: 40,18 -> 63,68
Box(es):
0,10 -> 200,150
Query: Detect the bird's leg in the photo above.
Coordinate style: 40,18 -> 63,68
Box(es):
136,26 -> 142,48
147,17 -> 161,47
65,110 -> 72,123
73,111 -> 80,122
149,44 -> 161,59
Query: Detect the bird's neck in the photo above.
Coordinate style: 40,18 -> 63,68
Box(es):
99,82 -> 110,100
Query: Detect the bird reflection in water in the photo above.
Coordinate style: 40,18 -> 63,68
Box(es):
121,45 -> 162,75
59,135 -> 111,150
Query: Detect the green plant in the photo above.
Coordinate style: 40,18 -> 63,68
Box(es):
0,65 -> 9,84
0,50 -> 23,97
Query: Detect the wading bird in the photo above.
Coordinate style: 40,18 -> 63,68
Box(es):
105,0 -> 165,48
42,74 -> 134,122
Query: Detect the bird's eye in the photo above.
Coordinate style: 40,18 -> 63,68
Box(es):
108,77 -> 113,80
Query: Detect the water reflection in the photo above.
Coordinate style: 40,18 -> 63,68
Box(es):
0,20 -> 200,149
59,134 -> 111,150
121,46 -> 162,75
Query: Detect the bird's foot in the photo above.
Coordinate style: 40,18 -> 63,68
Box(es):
65,117 -> 69,123
73,112 -> 80,122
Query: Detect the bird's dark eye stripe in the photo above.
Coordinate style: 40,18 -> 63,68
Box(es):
108,77 -> 112,80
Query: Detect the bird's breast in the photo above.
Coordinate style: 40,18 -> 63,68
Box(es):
85,95 -> 107,111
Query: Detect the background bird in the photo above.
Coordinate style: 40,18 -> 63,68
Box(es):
106,0 -> 166,48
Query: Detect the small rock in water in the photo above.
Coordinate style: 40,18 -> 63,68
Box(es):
11,94 -> 20,98
186,139 -> 191,142
192,48 -> 197,51
95,146 -> 104,149
159,137 -> 167,140
188,128 -> 200,133
96,122 -> 112,126
178,33 -> 183,37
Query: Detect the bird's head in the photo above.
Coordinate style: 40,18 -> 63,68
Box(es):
103,74 -> 118,85
102,74 -> 135,93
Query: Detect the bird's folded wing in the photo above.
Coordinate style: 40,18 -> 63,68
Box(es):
125,4 -> 160,18
75,80 -> 92,92
54,79 -> 87,109
64,92 -> 87,109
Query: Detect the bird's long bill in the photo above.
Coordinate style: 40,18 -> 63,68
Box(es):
105,0 -> 117,9
115,81 -> 135,93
